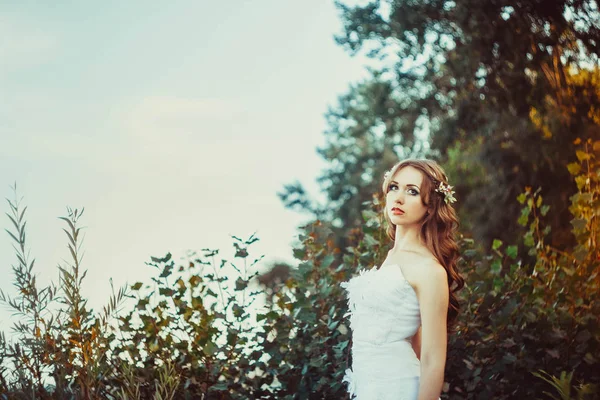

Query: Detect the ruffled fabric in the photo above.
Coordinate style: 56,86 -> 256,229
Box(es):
342,368 -> 357,399
340,264 -> 423,399
341,268 -> 376,325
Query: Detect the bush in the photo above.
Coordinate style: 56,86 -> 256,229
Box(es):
1,139 -> 598,398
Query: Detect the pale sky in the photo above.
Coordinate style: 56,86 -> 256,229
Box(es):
0,1 -> 372,329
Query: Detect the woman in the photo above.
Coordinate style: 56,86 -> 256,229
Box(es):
341,159 -> 464,400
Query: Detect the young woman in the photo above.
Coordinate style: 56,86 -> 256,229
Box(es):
341,159 -> 464,400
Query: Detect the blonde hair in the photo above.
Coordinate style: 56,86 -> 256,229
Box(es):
381,158 -> 464,330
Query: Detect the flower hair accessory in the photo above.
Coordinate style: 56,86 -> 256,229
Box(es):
435,181 -> 457,204
383,170 -> 391,182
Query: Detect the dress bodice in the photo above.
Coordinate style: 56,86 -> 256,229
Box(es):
341,264 -> 424,399
341,264 -> 421,344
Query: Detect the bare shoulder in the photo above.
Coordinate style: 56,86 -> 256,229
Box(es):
411,259 -> 449,297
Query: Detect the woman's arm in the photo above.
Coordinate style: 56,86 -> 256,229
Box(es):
411,327 -> 421,360
415,263 -> 449,400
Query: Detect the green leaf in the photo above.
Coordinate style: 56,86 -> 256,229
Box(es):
492,239 -> 503,250
203,341 -> 218,356
131,282 -> 143,291
362,209 -> 378,222
523,231 -> 534,247
506,245 -> 518,259
518,208 -> 530,226
321,254 -> 335,269
517,192 -> 527,204
490,259 -> 502,274
363,233 -> 379,247
540,205 -> 550,216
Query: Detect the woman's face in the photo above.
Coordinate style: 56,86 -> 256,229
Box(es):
386,166 -> 429,226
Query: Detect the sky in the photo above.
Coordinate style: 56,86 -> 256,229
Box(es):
0,1 -> 373,330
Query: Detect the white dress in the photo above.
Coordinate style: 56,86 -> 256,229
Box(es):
341,264 -> 438,400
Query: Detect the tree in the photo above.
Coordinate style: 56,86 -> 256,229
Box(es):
329,0 -> 600,247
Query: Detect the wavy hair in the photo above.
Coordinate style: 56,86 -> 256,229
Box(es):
381,158 -> 464,330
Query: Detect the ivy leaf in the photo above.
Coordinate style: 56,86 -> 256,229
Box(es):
506,246 -> 518,259
491,259 -> 502,274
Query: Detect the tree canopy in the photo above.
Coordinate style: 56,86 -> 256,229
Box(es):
280,0 -> 600,247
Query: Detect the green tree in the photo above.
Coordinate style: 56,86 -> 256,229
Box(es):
279,0 -> 600,252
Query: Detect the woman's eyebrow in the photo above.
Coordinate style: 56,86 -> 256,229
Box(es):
390,181 -> 420,189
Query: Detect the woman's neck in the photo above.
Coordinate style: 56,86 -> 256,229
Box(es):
392,224 -> 424,252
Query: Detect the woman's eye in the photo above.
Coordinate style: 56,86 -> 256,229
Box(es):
408,188 -> 419,195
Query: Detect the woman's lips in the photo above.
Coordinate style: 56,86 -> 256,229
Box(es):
391,208 -> 404,215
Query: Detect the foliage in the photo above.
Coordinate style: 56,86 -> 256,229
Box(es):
108,235 -> 266,399
278,71 -> 429,261
1,139 -> 598,398
252,193 -> 391,398
444,138 -> 600,399
533,370 -> 597,400
279,0 -> 600,251
0,187 -> 126,399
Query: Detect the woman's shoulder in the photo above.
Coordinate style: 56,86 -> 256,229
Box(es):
386,249 -> 445,287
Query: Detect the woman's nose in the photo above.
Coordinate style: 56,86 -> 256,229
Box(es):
395,192 -> 405,204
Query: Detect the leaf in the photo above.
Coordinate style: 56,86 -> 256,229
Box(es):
567,162 -> 581,176
131,282 -> 143,291
321,254 -> 335,269
151,253 -> 172,264
159,288 -> 175,297
204,341 -> 218,356
492,239 -> 503,250
536,195 -> 543,208
506,245 -> 518,259
159,264 -> 173,278
518,210 -> 529,227
490,259 -> 502,275
137,298 -> 149,310
235,277 -> 248,291
189,275 -> 202,287
570,218 -> 587,232
363,233 -> 379,247
576,150 -> 591,161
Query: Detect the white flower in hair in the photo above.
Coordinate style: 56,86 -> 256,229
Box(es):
435,181 -> 457,204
